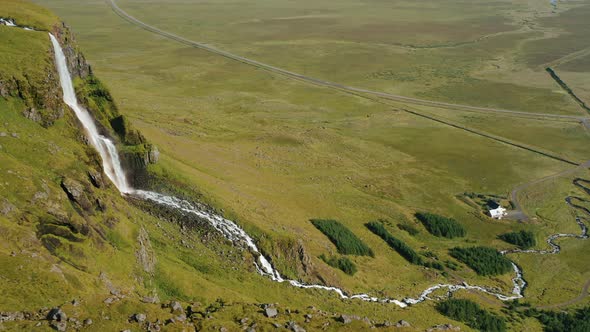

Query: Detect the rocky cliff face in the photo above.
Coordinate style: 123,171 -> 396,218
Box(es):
51,22 -> 91,80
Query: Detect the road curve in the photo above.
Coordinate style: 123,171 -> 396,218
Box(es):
107,0 -> 588,122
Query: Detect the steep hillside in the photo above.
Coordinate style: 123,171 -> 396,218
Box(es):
0,2 -> 467,331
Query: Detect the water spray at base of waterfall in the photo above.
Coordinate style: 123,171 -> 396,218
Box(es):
48,31 -> 590,308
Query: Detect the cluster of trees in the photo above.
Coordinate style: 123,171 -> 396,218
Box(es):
415,212 -> 466,238
526,306 -> 590,332
436,299 -> 506,332
499,230 -> 536,249
366,221 -> 423,265
449,246 -> 513,276
319,255 -> 357,275
366,221 -> 444,270
311,219 -> 374,256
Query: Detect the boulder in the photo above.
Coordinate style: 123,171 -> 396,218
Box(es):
87,170 -> 104,188
132,313 -> 147,323
148,146 -> 159,164
50,321 -> 67,331
170,301 -> 184,314
60,178 -> 92,210
23,107 -> 42,123
47,308 -> 67,322
265,307 -> 278,318
286,321 -> 306,332
428,324 -> 460,331
338,314 -> 352,324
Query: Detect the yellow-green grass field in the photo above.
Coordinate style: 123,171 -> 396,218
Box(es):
30,0 -> 590,307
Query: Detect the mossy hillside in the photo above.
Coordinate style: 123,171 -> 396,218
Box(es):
1,4 -> 453,328
0,0 -> 58,30
0,24 -> 64,125
1,95 -> 441,330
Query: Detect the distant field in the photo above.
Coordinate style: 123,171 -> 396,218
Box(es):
33,0 -> 590,311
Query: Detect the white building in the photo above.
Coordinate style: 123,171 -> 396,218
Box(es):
489,206 -> 507,219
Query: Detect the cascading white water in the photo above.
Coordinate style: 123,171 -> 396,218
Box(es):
49,34 -> 131,194
47,31 -> 590,308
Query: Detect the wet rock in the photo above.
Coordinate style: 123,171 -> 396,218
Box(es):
396,320 -> 411,327
286,321 -> 306,332
265,307 -> 278,318
47,308 -> 67,322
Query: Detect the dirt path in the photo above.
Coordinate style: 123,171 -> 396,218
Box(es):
537,278 -> 590,309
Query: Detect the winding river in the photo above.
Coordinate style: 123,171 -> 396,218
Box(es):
38,25 -> 589,308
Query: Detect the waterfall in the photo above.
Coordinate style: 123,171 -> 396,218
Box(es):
49,33 -> 131,194
50,31 -> 590,308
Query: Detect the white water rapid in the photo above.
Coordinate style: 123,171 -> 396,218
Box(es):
48,32 -> 589,308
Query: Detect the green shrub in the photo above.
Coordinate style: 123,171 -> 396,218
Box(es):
499,230 -> 536,249
397,223 -> 419,236
423,261 -> 444,270
449,246 -> 513,276
437,299 -> 507,332
415,212 -> 466,238
311,219 -> 374,257
366,221 -> 423,265
527,306 -> 590,332
319,255 -> 357,275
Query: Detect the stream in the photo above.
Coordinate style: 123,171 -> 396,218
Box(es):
43,29 -> 589,308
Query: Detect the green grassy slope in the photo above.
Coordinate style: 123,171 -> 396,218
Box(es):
1,0 -> 589,330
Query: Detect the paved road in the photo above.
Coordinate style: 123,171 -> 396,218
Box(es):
107,0 -> 588,123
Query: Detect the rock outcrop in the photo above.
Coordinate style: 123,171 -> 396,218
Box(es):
51,22 -> 92,80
